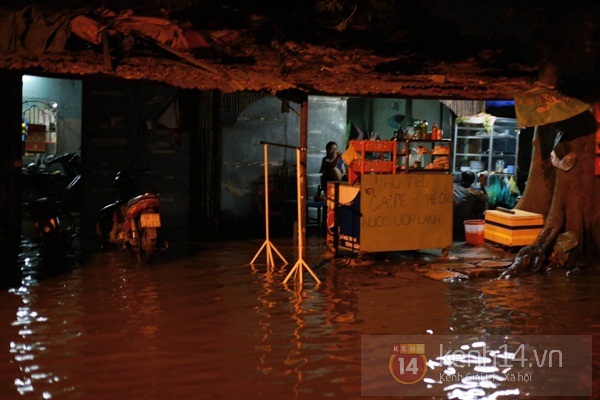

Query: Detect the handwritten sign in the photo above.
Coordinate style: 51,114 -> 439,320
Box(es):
359,174 -> 453,252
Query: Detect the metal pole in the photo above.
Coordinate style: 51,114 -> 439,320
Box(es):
299,99 -> 308,258
250,143 -> 288,268
262,143 -> 272,265
283,147 -> 321,285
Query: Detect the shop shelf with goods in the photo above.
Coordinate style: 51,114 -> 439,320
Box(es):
397,139 -> 452,173
452,117 -> 520,179
346,140 -> 397,183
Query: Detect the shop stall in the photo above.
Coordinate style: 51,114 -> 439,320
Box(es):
327,139 -> 453,256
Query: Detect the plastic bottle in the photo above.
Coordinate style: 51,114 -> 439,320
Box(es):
431,123 -> 439,140
413,120 -> 422,139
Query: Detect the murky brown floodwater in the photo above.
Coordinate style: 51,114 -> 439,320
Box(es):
0,238 -> 598,400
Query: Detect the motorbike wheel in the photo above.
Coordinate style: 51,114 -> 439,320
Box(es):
38,223 -> 71,270
139,228 -> 157,265
96,219 -> 114,249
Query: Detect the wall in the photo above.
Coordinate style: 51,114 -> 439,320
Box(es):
347,97 -> 368,133
220,95 -> 298,234
348,97 -> 444,139
22,75 -> 82,155
81,80 -> 190,242
306,96 -> 348,197
220,95 -> 347,236
372,98 -> 408,139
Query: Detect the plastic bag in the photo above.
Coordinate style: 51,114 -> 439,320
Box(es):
487,175 -> 521,209
486,174 -> 503,208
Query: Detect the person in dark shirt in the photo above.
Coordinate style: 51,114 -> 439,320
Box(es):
320,141 -> 346,189
453,171 -> 488,240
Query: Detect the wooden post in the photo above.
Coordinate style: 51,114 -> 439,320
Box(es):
0,72 -> 23,287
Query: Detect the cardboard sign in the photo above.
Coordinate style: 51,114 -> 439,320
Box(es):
358,174 -> 453,252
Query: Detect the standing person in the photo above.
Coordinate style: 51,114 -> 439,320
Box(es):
453,171 -> 488,240
320,141 -> 346,190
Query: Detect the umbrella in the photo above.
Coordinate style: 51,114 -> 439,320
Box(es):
514,85 -> 589,128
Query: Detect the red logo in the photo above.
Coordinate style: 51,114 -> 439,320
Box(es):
389,344 -> 427,384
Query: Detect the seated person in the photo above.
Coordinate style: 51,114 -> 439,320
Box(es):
320,141 -> 346,189
453,171 -> 488,240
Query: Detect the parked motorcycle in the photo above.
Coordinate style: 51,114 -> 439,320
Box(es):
96,169 -> 167,264
22,153 -> 81,267
44,152 -> 82,210
26,196 -> 78,267
22,152 -> 82,211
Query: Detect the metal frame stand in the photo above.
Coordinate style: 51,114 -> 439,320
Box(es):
250,143 -> 288,268
283,147 -> 321,285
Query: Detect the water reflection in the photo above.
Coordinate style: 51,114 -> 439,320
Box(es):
0,238 -> 597,399
426,338 -> 526,399
7,245 -> 70,398
445,278 -> 546,335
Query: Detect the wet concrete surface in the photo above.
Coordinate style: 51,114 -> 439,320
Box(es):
321,238 -> 517,282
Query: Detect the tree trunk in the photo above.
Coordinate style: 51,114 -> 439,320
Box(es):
516,125 -> 554,215
504,109 -> 599,276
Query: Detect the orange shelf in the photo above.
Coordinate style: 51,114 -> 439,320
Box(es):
347,140 -> 397,183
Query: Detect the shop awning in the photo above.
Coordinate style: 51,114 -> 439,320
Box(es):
0,6 -> 540,99
514,85 -> 590,128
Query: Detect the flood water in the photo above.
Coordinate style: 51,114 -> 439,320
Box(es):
0,237 -> 597,399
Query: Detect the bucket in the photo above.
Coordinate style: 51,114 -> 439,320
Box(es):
464,219 -> 485,245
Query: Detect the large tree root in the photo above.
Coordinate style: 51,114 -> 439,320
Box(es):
500,226 -> 561,278
500,109 -> 598,279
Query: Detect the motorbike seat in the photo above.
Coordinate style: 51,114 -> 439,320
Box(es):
127,193 -> 160,206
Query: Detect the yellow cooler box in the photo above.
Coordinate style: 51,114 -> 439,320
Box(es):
484,208 -> 544,247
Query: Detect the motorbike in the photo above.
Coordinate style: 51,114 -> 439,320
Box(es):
22,153 -> 81,267
96,169 -> 167,264
44,152 -> 83,209
27,196 -> 77,265
22,152 -> 82,209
